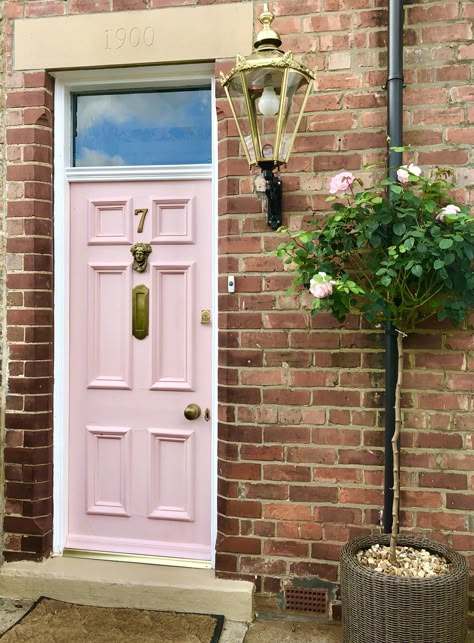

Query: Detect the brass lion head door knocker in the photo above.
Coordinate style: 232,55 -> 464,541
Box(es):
130,242 -> 152,272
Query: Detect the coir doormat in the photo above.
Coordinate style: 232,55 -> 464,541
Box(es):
0,597 -> 224,642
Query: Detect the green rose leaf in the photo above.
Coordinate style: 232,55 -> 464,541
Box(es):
393,222 -> 406,236
439,238 -> 453,249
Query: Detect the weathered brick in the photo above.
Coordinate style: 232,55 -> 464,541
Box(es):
218,536 -> 261,555
416,512 -> 468,531
218,498 -> 262,519
219,461 -> 261,481
218,424 -> 262,444
313,390 -> 361,407
339,488 -> 384,506
244,483 -> 288,501
240,445 -> 285,461
446,494 -> 474,511
419,472 -> 468,490
263,503 -> 311,521
263,540 -> 309,558
263,465 -> 312,482
311,542 -> 342,561
289,561 -> 338,582
422,23 -> 472,43
289,486 -> 338,503
218,386 -> 261,405
314,467 -> 361,484
287,447 -> 336,465
276,521 -> 299,539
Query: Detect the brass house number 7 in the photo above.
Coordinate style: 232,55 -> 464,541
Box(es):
134,208 -> 148,233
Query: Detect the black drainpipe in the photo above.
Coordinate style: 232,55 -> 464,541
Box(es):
383,0 -> 405,534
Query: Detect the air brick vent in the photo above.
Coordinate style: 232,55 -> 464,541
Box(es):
284,587 -> 328,615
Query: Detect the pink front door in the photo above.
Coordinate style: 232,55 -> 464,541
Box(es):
67,180 -> 213,561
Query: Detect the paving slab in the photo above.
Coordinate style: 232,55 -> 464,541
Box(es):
244,619 -> 342,643
220,620 -> 248,643
0,598 -> 34,635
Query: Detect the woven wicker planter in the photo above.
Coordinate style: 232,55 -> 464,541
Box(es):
340,534 -> 468,643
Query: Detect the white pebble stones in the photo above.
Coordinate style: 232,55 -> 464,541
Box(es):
357,543 -> 451,577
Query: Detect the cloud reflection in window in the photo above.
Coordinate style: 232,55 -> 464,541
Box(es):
74,89 -> 212,167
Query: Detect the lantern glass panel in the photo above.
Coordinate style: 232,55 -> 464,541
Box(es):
276,69 -> 310,163
245,67 -> 285,164
225,74 -> 258,165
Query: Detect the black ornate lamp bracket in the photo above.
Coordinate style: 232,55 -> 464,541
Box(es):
261,164 -> 283,230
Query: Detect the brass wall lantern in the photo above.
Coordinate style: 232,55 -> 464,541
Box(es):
220,3 -> 315,230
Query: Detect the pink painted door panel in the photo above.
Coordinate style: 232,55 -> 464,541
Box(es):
67,180 -> 212,560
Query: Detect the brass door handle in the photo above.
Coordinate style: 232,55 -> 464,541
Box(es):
184,404 -> 201,421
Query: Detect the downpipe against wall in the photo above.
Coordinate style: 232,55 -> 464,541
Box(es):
383,0 -> 409,534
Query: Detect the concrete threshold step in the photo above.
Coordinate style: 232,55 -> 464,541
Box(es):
0,557 -> 254,623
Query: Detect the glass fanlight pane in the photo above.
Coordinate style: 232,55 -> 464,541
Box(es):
73,88 -> 212,167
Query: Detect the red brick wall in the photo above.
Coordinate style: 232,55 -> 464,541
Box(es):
2,59 -> 54,559
1,0 -> 473,626
215,0 -> 474,624
0,0 -> 5,562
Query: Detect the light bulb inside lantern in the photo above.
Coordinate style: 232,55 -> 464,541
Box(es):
258,85 -> 279,117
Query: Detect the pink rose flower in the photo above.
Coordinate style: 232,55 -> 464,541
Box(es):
329,172 -> 355,196
310,273 -> 334,298
310,282 -> 333,298
397,163 -> 421,184
436,204 -> 461,222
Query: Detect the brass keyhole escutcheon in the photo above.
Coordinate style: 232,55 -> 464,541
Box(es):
184,403 -> 201,421
201,309 -> 211,325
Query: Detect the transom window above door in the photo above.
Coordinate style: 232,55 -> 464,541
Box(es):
72,88 -> 212,167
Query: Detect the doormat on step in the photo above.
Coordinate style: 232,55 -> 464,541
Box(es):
0,597 -> 224,642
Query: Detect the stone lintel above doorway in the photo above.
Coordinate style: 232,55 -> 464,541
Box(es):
13,2 -> 253,72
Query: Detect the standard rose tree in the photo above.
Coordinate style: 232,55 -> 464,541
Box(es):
276,165 -> 474,329
274,164 -> 474,562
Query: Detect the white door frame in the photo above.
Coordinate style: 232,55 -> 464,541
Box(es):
52,64 -> 219,565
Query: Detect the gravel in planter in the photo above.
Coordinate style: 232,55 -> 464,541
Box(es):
357,543 -> 450,578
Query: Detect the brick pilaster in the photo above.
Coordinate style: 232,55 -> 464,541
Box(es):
3,68 -> 54,561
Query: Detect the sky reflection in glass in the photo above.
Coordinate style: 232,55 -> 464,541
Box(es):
74,89 -> 212,167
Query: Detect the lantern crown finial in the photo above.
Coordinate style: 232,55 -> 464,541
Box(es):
254,3 -> 282,51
